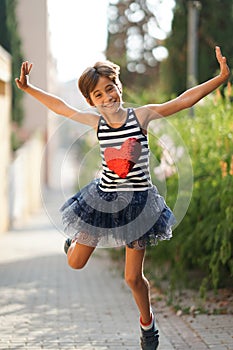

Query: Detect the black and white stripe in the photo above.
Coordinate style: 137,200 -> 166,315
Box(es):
97,108 -> 152,191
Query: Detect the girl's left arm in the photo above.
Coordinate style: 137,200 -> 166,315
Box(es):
144,46 -> 230,120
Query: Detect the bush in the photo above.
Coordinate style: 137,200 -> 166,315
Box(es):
0,0 -> 25,152
147,91 -> 233,292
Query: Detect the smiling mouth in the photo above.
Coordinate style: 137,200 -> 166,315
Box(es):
103,101 -> 120,108
104,103 -> 115,108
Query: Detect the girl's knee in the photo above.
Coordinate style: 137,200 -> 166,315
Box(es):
125,273 -> 147,290
67,241 -> 94,270
67,256 -> 87,270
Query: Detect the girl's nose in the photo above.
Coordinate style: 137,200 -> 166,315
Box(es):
104,92 -> 113,102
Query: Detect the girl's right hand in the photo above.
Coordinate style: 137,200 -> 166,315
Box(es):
15,61 -> 33,91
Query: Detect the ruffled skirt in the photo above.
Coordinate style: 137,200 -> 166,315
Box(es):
60,179 -> 176,249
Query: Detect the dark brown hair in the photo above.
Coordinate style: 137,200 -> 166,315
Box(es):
78,60 -> 122,105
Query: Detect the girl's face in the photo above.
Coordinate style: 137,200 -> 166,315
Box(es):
89,76 -> 122,115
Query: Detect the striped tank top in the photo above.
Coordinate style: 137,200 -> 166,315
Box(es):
97,108 -> 152,191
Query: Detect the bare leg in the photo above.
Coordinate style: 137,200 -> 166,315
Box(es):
124,246 -> 151,324
67,240 -> 95,269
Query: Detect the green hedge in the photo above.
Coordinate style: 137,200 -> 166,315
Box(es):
147,91 -> 233,292
0,0 -> 24,151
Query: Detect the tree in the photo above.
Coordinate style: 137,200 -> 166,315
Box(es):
106,0 -> 175,92
0,0 -> 24,126
161,0 -> 233,96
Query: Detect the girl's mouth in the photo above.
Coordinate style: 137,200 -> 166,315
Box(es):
103,102 -> 116,108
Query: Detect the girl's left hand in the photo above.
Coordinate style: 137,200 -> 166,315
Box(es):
215,46 -> 230,81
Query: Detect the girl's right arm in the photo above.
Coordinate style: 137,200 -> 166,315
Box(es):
15,61 -> 99,128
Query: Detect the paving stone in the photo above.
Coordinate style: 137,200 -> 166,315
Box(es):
0,188 -> 232,349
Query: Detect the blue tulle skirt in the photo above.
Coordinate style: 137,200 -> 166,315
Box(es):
60,179 -> 176,249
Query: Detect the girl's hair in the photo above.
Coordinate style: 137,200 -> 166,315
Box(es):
78,60 -> 122,104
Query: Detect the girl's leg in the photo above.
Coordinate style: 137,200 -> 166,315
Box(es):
67,240 -> 95,269
124,246 -> 151,324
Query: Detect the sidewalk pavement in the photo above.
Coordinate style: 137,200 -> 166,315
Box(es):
0,188 -> 232,350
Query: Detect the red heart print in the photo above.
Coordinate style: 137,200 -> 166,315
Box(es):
104,138 -> 142,178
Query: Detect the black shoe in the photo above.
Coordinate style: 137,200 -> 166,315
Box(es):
64,238 -> 72,254
140,320 -> 159,350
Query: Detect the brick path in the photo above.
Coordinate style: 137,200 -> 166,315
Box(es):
0,189 -> 232,349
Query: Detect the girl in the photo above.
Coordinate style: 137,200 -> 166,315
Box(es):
15,46 -> 230,350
